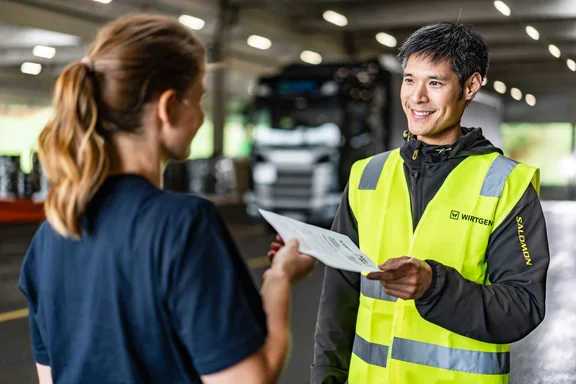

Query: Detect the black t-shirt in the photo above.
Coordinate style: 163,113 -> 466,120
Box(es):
19,174 -> 267,383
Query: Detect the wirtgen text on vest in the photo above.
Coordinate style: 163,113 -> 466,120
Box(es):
450,210 -> 493,226
460,214 -> 493,226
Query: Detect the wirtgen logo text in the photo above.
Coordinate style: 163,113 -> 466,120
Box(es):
450,210 -> 493,226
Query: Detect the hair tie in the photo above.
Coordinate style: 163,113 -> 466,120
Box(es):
80,57 -> 94,73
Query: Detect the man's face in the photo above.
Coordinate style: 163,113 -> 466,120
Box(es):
400,54 -> 478,143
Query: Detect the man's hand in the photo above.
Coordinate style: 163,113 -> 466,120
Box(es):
366,256 -> 432,300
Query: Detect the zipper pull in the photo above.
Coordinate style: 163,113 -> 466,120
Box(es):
412,148 -> 419,160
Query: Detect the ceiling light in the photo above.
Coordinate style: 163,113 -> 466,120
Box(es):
525,94 -> 536,106
493,80 -> 506,94
21,62 -> 42,75
567,59 -> 576,72
247,35 -> 272,50
323,10 -> 348,27
482,76 -> 488,86
32,45 -> 56,59
300,50 -> 322,65
178,14 -> 205,30
376,32 -> 397,48
549,44 -> 561,58
494,1 -> 511,16
93,0 -> 112,3
525,26 -> 540,40
511,87 -> 522,100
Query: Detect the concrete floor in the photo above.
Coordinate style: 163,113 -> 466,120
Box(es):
0,202 -> 575,383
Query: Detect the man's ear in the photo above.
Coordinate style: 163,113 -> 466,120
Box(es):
465,73 -> 483,101
157,89 -> 178,127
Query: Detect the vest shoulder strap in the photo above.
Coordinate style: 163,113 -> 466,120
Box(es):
490,155 -> 539,230
357,150 -> 395,190
348,150 -> 397,221
480,155 -> 518,198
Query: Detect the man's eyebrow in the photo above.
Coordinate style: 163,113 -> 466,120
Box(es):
403,73 -> 448,81
429,74 -> 448,81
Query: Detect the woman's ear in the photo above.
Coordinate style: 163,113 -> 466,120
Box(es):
157,89 -> 178,127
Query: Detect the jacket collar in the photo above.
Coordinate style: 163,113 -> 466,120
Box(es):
400,127 -> 502,165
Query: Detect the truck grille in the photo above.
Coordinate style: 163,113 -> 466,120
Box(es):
273,170 -> 313,200
254,169 -> 314,204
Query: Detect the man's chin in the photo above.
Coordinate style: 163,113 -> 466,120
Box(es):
407,125 -> 432,137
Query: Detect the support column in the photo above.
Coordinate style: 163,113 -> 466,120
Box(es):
570,122 -> 576,200
342,31 -> 357,60
211,64 -> 226,157
209,0 -> 235,157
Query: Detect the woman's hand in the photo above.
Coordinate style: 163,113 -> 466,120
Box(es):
267,234 -> 285,262
265,239 -> 316,284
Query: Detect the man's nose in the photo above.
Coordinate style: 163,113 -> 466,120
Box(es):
410,83 -> 428,104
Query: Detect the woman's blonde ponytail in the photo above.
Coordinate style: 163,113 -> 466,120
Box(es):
38,60 -> 109,238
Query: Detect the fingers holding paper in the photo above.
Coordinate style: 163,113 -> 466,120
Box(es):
366,256 -> 433,300
267,234 -> 285,262
264,239 -> 317,283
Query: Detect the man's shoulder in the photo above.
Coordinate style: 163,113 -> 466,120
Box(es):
481,153 -> 539,174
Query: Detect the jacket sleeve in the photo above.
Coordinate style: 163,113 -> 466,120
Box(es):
415,184 -> 550,344
311,184 -> 361,384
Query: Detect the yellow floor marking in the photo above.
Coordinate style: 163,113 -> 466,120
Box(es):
0,308 -> 28,323
246,256 -> 270,269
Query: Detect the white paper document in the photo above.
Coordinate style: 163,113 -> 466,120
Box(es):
259,209 -> 380,273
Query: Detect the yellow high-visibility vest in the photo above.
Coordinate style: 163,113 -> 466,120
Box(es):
347,149 -> 539,383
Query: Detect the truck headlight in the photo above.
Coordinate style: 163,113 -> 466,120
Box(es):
253,164 -> 277,184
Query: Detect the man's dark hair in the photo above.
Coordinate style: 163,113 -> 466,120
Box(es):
397,22 -> 489,97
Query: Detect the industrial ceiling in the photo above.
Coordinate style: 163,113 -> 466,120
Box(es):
0,0 -> 575,107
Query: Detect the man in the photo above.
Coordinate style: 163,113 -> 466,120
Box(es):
270,22 -> 549,383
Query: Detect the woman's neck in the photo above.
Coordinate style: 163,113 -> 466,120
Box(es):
107,132 -> 167,188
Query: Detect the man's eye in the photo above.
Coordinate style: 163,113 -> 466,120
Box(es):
430,81 -> 441,86
404,78 -> 413,83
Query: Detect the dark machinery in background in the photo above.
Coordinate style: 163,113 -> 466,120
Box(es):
244,58 -> 397,225
0,155 -> 47,201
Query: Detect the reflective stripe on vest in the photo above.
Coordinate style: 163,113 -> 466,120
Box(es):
353,333 -> 389,368
358,150 -> 392,190
480,156 -> 518,197
353,335 -> 510,375
358,152 -> 516,197
361,275 -> 397,302
391,337 -> 510,375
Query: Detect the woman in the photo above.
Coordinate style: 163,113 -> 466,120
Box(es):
19,14 -> 316,384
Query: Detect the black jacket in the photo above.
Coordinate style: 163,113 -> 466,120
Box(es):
311,127 -> 550,384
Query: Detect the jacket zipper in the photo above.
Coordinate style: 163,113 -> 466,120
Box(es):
410,148 -> 426,232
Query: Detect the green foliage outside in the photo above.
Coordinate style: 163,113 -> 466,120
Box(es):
501,123 -> 575,186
